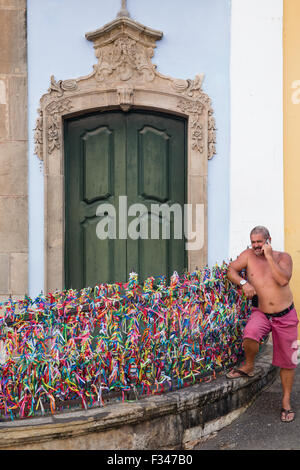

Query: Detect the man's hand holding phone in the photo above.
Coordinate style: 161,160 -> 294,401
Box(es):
262,238 -> 273,259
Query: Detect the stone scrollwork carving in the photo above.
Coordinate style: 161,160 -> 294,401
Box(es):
46,98 -> 73,155
48,75 -> 78,97
45,97 -> 73,115
173,73 -> 216,157
172,74 -> 205,99
177,99 -> 204,116
175,74 -> 216,158
34,89 -> 75,160
208,109 -> 217,159
34,108 -> 43,161
178,98 -> 204,153
47,114 -> 60,154
186,74 -> 205,98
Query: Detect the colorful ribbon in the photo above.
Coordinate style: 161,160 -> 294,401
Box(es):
0,263 -> 251,420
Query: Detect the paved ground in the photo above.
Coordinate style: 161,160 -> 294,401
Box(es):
194,366 -> 300,450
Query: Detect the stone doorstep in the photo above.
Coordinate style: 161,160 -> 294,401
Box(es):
0,343 -> 277,449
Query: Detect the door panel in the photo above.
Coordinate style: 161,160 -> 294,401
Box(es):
138,126 -> 170,203
83,218 -> 112,288
126,112 -> 186,281
82,126 -> 113,203
65,112 -> 127,289
65,110 -> 186,289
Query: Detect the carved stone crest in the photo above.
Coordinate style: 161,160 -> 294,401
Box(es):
94,37 -> 156,84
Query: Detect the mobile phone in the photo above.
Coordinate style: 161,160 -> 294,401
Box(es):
252,294 -> 259,307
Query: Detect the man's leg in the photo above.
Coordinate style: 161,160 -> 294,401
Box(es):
227,338 -> 259,378
271,309 -> 298,422
280,368 -> 295,422
242,338 -> 260,373
227,309 -> 270,379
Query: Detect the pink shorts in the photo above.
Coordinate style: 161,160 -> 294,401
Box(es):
243,306 -> 299,369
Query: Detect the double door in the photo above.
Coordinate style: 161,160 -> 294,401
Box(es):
64,110 -> 186,289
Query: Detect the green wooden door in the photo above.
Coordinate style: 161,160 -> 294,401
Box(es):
64,110 -> 186,289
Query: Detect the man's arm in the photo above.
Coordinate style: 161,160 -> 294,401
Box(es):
263,245 -> 292,286
227,250 -> 249,284
227,250 -> 256,298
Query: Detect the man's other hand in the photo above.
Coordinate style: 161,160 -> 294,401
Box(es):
242,282 -> 256,299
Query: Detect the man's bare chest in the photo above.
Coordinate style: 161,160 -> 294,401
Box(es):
247,253 -> 281,285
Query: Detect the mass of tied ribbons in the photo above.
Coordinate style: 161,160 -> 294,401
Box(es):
0,263 -> 251,420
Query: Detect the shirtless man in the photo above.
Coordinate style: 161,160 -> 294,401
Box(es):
226,226 -> 298,423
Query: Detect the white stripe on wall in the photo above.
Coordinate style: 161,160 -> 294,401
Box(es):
229,0 -> 283,259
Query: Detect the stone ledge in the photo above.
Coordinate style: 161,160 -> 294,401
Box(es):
0,344 -> 277,450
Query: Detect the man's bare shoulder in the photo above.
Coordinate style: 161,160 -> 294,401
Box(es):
232,248 -> 252,260
229,248 -> 251,269
275,250 -> 293,263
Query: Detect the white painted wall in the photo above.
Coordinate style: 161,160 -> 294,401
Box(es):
229,0 -> 283,259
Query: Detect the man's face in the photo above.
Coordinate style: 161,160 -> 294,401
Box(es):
250,232 -> 269,256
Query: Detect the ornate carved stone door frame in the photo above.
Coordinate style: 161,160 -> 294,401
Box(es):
34,16 -> 216,292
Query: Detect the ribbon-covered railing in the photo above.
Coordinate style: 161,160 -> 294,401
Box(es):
0,264 -> 251,420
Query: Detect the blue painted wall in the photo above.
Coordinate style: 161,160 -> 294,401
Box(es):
27,0 -> 231,296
